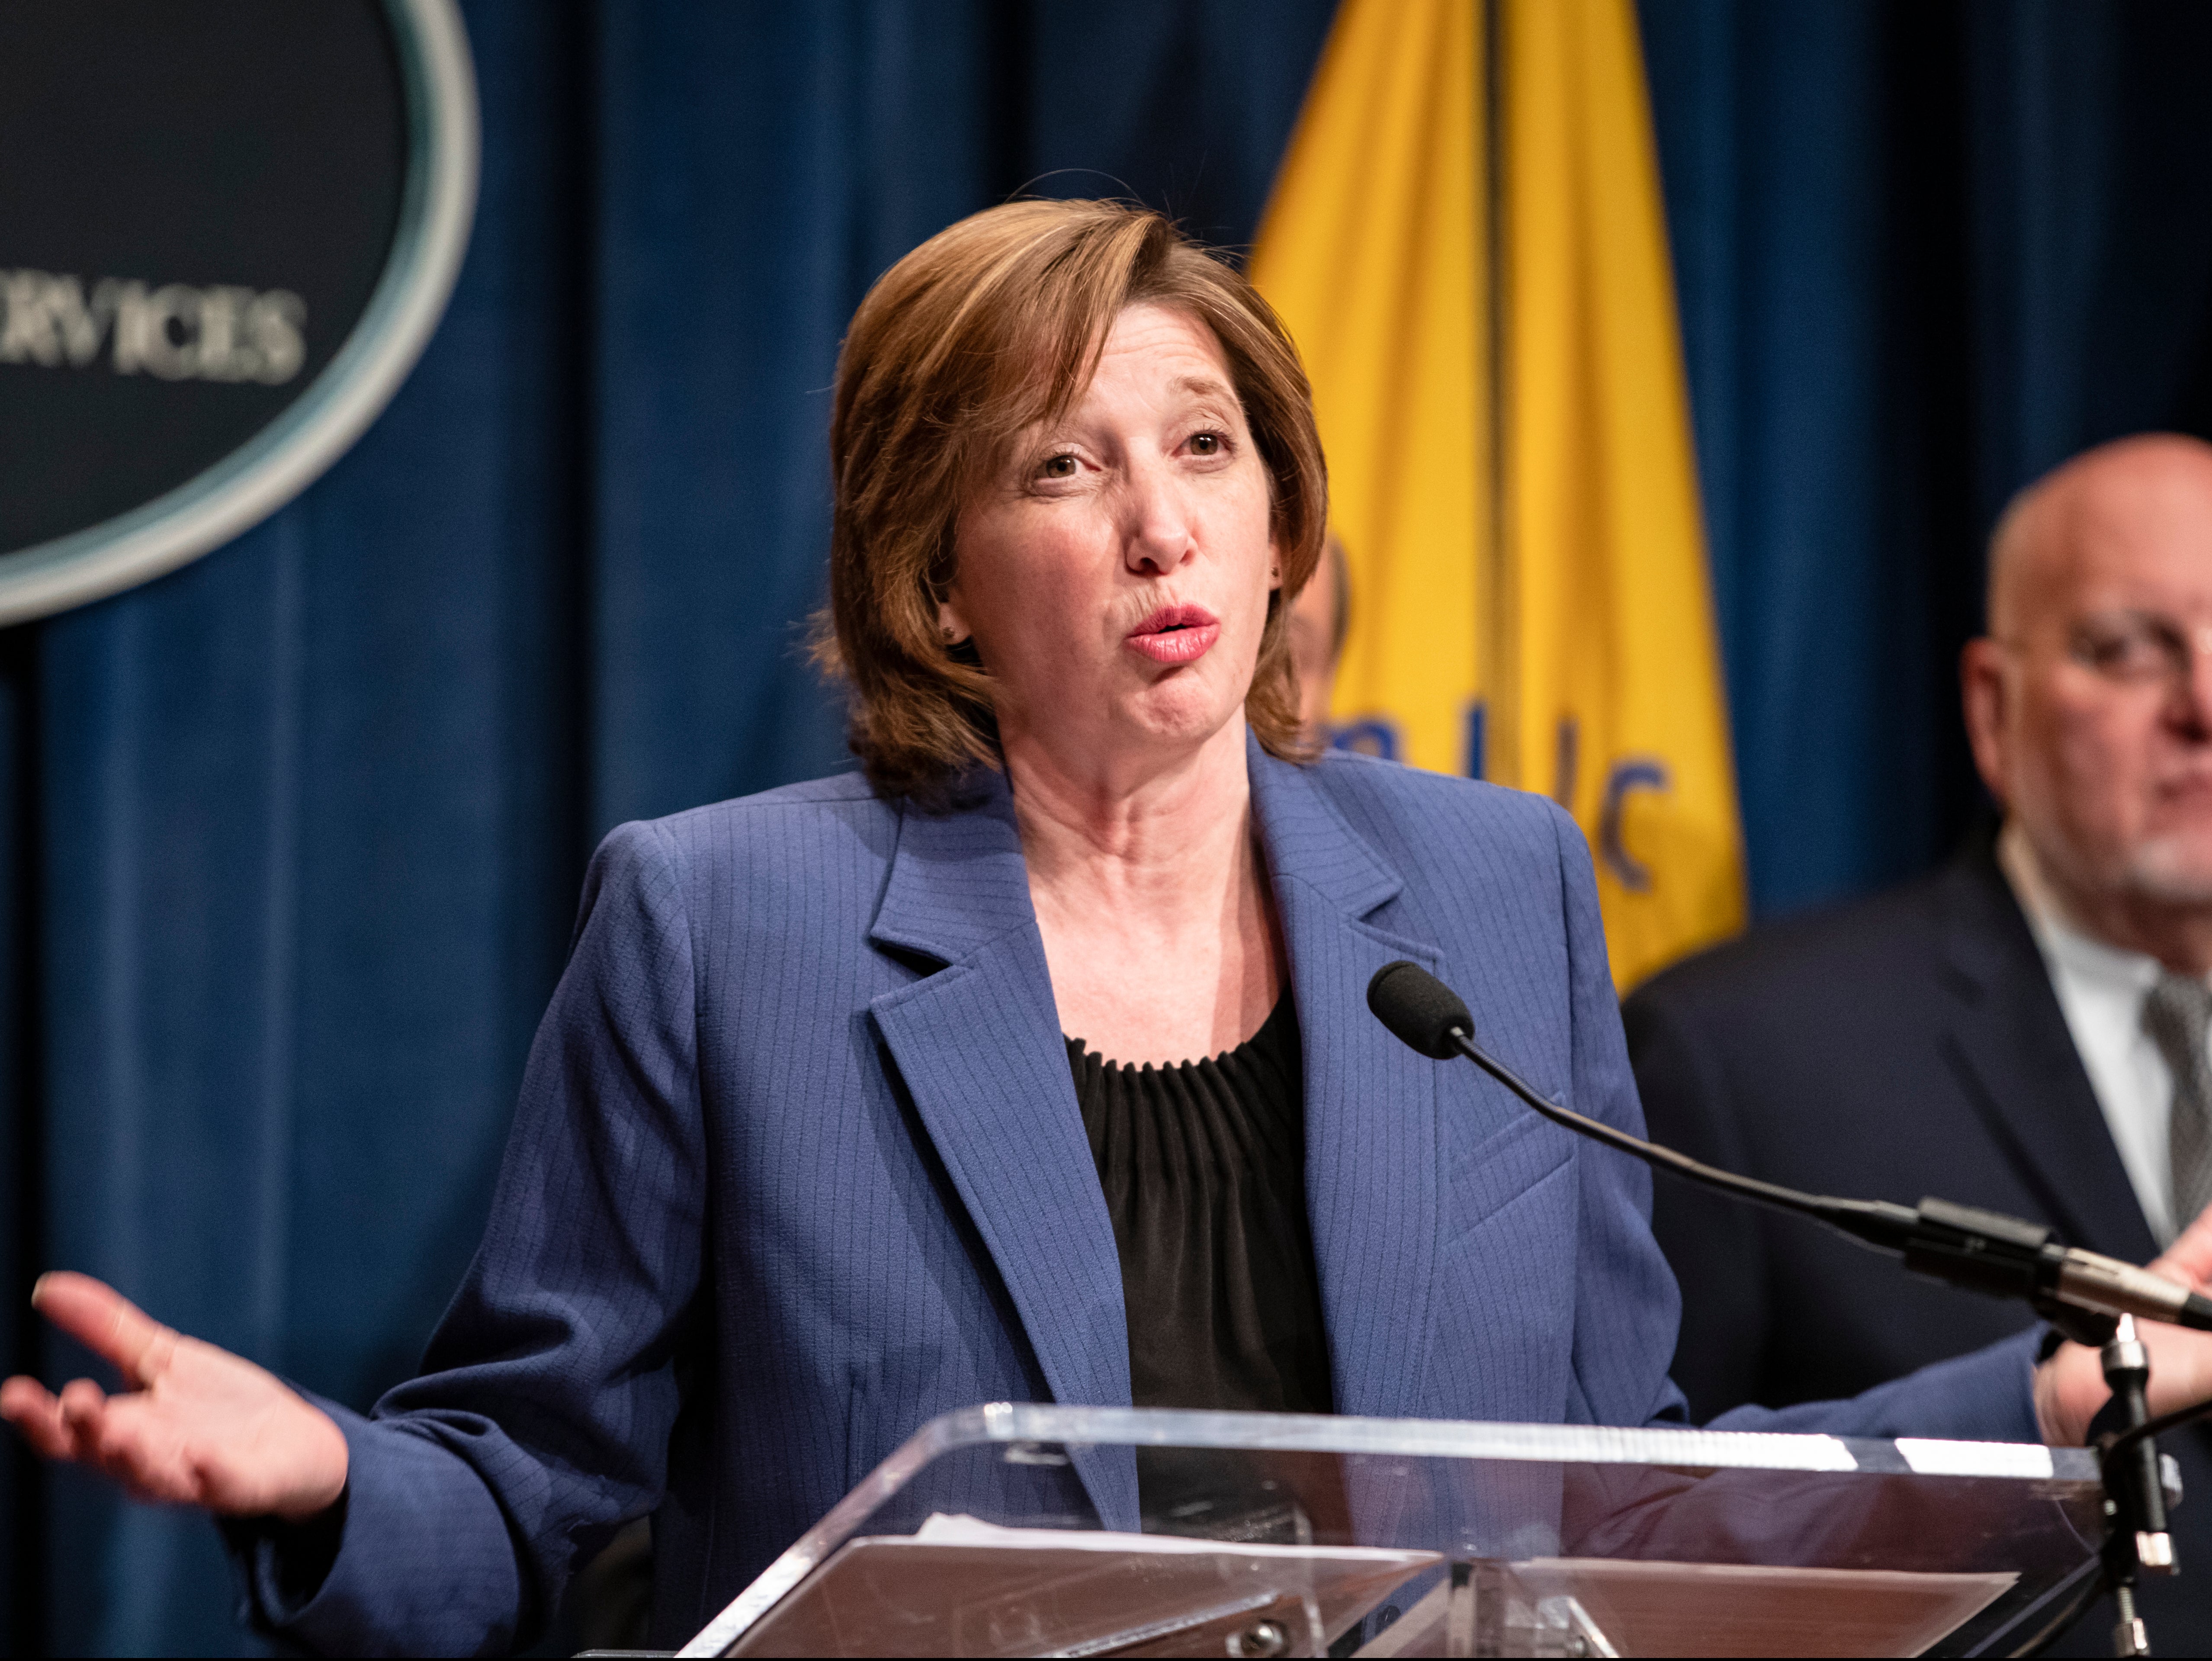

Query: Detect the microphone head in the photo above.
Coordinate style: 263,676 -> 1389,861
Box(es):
1367,961 -> 1474,1060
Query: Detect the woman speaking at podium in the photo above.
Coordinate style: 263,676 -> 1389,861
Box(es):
9,201 -> 2212,1655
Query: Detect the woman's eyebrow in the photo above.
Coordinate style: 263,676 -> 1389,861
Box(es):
1171,373 -> 1237,405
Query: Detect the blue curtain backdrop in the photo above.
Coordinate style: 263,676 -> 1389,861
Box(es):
1644,0 -> 2212,913
5,1 -> 2212,1653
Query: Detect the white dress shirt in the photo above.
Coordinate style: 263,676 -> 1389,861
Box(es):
1998,820 -> 2212,1244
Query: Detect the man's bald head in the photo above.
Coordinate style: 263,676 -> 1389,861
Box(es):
1965,432 -> 2212,968
1987,434 -> 2212,643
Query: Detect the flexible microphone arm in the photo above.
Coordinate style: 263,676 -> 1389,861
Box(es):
1365,961 -> 2212,1343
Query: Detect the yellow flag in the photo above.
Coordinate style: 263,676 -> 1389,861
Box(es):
1251,0 -> 1746,989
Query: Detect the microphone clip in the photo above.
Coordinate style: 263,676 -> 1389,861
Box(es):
1900,1197 -> 2119,1347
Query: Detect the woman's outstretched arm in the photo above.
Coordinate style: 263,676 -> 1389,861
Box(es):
6,819 -> 705,1657
0,1270 -> 347,1520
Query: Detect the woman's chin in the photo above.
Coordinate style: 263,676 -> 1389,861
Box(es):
1115,685 -> 1245,753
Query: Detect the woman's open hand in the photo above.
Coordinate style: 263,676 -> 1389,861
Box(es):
2036,1202 -> 2212,1446
0,1272 -> 347,1521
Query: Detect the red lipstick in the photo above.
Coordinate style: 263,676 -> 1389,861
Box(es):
1125,604 -> 1221,665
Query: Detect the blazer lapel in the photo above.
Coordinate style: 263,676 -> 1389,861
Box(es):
1249,740 -> 1445,1420
1936,846 -> 2161,1262
867,775 -> 1138,1528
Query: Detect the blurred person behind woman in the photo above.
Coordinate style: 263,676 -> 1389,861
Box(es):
1630,434 -> 2212,1654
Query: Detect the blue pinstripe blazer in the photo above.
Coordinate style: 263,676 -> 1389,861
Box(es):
250,737 -> 2041,1655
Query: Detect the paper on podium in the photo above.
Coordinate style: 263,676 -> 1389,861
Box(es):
724,1513 -> 1441,1656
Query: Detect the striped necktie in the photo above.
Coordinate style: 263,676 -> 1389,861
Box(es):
2141,972 -> 2212,1235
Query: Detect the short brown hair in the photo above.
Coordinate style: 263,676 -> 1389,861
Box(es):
816,199 -> 1328,802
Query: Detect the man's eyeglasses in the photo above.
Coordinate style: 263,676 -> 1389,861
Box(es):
2064,611 -> 2212,686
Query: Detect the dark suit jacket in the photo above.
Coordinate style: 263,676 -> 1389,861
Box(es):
1627,838 -> 2212,1653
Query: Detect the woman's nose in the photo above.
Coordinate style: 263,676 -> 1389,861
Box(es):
1122,462 -> 1195,575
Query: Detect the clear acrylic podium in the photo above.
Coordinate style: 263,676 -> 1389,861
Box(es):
678,1404 -> 2106,1658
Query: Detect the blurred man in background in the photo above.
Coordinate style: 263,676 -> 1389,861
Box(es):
1628,433 -> 2212,1651
1289,530 -> 1351,733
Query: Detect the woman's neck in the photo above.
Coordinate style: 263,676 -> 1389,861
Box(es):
1005,718 -> 1285,1066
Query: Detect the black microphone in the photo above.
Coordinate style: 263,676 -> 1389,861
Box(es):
1366,959 -> 2212,1340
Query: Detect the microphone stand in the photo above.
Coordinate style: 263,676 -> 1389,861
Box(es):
1431,1018 -> 2182,1658
2092,1318 -> 2198,1659
1983,1321 -> 2196,1658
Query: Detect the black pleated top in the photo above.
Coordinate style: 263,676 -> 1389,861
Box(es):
1066,996 -> 1335,1415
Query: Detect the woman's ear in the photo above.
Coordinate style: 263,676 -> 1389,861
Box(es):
1268,543 -> 1284,591
937,594 -> 970,646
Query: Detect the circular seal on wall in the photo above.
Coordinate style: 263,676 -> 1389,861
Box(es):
0,0 -> 477,624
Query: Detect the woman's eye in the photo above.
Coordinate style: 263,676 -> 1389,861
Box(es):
1190,431 -> 1222,456
1040,453 -> 1078,479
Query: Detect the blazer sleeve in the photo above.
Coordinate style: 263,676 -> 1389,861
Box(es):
1545,802 -> 1696,1431
1621,988 -> 1775,1420
237,819 -> 707,1657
